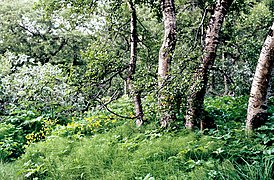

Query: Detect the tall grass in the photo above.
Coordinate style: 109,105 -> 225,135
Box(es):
216,157 -> 274,180
1,95 -> 274,179
1,122 -> 274,179
2,123 -> 223,180
0,161 -> 20,180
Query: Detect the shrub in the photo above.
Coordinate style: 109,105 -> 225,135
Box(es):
0,122 -> 24,162
205,95 -> 248,126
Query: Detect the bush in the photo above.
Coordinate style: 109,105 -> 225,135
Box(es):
205,95 -> 248,126
1,62 -> 86,116
0,122 -> 24,162
0,110 -> 59,162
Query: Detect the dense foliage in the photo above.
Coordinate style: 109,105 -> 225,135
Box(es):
1,0 -> 274,179
1,96 -> 274,179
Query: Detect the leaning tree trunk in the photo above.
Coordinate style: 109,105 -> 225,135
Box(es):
127,1 -> 144,126
158,0 -> 177,127
246,22 -> 274,131
185,0 -> 233,130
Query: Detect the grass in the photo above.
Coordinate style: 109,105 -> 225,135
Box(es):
0,161 -> 19,180
1,121 -> 274,179
1,96 -> 274,179
0,122 -> 225,180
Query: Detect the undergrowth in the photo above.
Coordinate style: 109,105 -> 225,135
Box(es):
0,96 -> 274,179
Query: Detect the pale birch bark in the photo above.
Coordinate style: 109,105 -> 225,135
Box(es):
246,22 -> 274,131
185,0 -> 233,130
126,1 -> 144,126
158,0 -> 177,127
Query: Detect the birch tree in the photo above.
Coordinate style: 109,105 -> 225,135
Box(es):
126,1 -> 144,126
246,22 -> 274,131
158,0 -> 177,127
185,0 -> 233,130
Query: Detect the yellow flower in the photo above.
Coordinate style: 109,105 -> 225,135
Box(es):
92,120 -> 101,127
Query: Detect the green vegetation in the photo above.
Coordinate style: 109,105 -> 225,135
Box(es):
0,0 -> 274,179
1,97 -> 274,179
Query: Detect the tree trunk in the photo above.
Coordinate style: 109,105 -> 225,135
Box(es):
158,0 -> 177,127
185,0 -> 233,130
246,22 -> 274,131
222,52 -> 229,95
224,74 -> 229,95
127,1 -> 144,126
